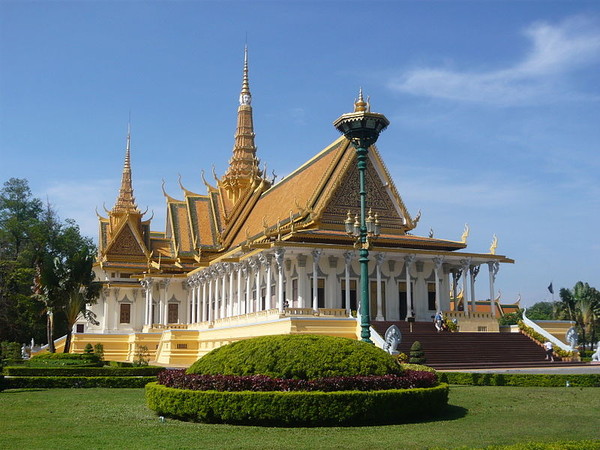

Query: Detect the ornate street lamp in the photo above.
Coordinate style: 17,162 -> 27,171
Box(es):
334,89 -> 389,343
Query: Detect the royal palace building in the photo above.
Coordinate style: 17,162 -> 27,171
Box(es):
79,49 -> 514,363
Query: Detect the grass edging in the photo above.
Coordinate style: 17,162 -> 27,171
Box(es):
145,381 -> 449,426
439,372 -> 600,387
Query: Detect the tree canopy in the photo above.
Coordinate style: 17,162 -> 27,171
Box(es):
0,178 -> 99,351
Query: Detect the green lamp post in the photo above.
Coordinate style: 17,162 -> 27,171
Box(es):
334,89 -> 389,343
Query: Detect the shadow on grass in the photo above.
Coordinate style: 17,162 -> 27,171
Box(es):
1,388 -> 49,394
391,403 -> 468,426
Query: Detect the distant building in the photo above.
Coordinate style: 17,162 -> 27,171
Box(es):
84,48 -> 513,342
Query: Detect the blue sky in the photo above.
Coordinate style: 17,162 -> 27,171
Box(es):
1,1 -> 599,307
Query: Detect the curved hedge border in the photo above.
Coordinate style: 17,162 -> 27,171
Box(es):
439,372 -> 600,387
145,382 -> 449,426
2,376 -> 156,389
3,366 -> 165,377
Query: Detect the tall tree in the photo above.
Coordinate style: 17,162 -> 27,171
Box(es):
1,178 -> 98,350
0,178 -> 43,261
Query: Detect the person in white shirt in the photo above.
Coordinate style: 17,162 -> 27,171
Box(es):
544,341 -> 554,362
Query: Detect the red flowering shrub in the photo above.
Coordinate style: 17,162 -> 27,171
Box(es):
158,368 -> 437,392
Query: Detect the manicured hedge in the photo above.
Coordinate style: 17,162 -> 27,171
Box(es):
158,369 -> 437,391
188,334 -> 400,379
2,376 -> 156,389
439,372 -> 600,387
145,382 -> 449,426
27,353 -> 103,367
3,366 -> 165,377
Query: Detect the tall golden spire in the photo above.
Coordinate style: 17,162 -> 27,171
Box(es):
113,123 -> 140,214
221,46 -> 266,202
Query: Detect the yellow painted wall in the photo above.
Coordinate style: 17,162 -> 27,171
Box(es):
70,316 -> 359,367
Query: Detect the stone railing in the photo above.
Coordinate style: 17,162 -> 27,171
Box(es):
149,323 -> 189,331
522,309 -> 573,352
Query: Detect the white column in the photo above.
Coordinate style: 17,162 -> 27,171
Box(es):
297,254 -> 307,308
162,279 -> 170,325
189,279 -> 196,323
433,257 -> 444,312
200,276 -> 207,322
237,263 -> 243,316
311,249 -> 322,312
265,255 -> 272,310
274,248 -> 285,313
343,251 -> 353,317
244,263 -> 251,314
488,261 -> 499,318
227,264 -> 234,317
220,264 -> 227,319
254,258 -> 262,312
404,255 -> 415,320
375,253 -> 385,321
208,274 -> 214,322
101,288 -> 110,331
460,258 -> 471,316
141,280 -> 152,326
470,265 -> 480,314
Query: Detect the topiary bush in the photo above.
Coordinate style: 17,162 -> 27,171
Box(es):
409,341 -> 426,364
187,334 -> 401,380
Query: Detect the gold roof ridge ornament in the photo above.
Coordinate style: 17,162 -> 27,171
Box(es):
461,223 -> 470,244
489,234 -> 498,255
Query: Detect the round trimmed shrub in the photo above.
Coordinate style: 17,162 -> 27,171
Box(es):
409,341 -> 426,364
187,334 -> 401,379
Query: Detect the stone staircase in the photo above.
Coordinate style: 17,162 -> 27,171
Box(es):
372,320 -> 584,370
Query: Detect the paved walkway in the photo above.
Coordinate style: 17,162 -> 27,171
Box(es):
450,364 -> 600,375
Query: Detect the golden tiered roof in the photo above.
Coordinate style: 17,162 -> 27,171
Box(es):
96,48 -> 513,278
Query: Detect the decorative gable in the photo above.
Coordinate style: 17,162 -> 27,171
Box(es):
319,150 -> 409,234
106,222 -> 147,258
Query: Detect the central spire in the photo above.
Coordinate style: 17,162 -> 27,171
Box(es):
221,46 -> 267,203
112,123 -> 140,214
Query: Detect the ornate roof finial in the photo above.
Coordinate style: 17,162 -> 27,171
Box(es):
113,122 -> 139,214
221,45 -> 269,202
354,88 -> 367,112
239,45 -> 251,106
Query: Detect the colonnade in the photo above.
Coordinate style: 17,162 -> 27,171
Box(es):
137,248 -> 502,327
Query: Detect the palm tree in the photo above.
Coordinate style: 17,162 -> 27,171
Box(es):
54,246 -> 100,353
558,282 -> 600,351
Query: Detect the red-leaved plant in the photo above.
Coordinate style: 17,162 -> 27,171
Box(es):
158,369 -> 437,392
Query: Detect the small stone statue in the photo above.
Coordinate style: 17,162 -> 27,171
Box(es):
566,327 -> 578,350
592,342 -> 600,362
383,325 -> 401,355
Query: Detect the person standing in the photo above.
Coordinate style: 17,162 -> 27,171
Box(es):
544,341 -> 554,362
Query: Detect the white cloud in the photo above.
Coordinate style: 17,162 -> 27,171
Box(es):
388,16 -> 600,106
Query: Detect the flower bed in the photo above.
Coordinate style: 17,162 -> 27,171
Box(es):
158,368 -> 437,392
146,335 -> 449,426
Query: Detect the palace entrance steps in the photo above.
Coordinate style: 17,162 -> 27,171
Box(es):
372,321 -> 584,370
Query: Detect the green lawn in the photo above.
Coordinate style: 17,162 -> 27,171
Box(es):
0,386 -> 599,449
